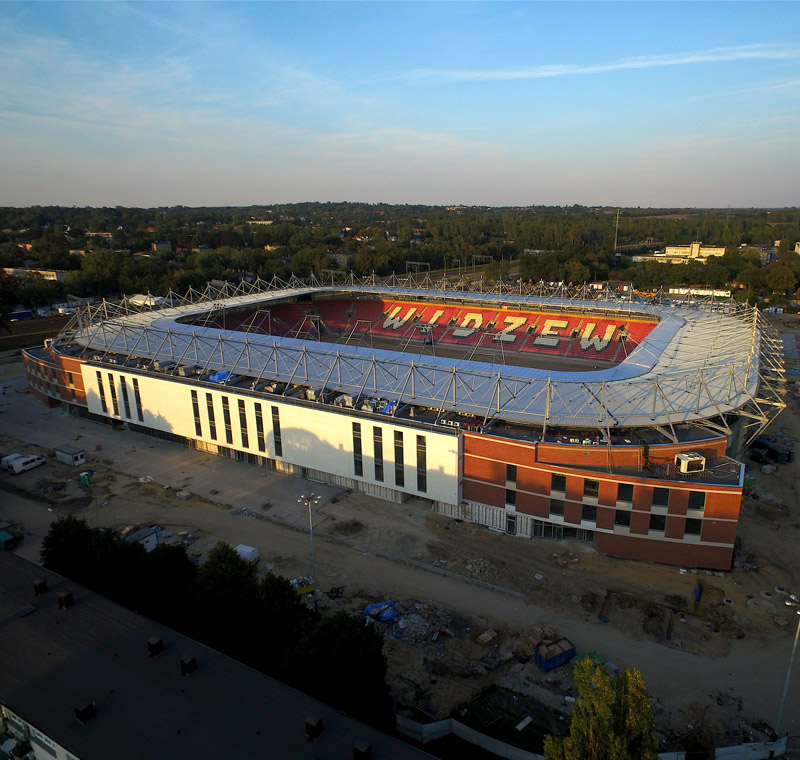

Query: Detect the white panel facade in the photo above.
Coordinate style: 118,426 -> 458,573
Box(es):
80,367 -> 461,506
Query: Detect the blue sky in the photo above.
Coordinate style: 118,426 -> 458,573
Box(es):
1,1 -> 798,207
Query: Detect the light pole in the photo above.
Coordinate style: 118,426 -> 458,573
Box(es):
776,593 -> 800,737
298,493 -> 321,610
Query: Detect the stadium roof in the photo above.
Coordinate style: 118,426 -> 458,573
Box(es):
0,552 -> 431,760
58,276 -> 786,438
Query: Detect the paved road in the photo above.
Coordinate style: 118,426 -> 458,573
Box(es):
1,363 -> 798,739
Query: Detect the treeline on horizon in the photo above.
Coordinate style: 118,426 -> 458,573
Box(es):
2,203 -> 800,313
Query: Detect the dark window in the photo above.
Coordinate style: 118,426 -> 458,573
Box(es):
649,514 -> 667,532
271,406 -> 282,457
132,378 -> 144,421
416,435 -> 427,493
688,491 -> 706,512
685,518 -> 702,536
221,397 -> 233,444
581,504 -> 597,522
238,399 -> 249,448
120,378 -> 131,418
254,403 -> 266,452
617,483 -> 634,503
394,431 -> 404,487
551,473 -> 566,493
550,498 -> 564,517
206,393 -> 217,440
107,374 -> 120,416
353,422 -> 363,477
191,390 -> 202,436
506,464 -> 517,484
373,427 -> 384,482
615,509 -> 631,527
583,479 -> 599,499
96,371 -> 108,413
505,489 -> 516,506
652,487 -> 670,508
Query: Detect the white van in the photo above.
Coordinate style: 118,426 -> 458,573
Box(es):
1,454 -> 24,472
8,455 -> 46,475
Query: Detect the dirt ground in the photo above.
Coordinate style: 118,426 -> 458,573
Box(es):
2,317 -> 800,754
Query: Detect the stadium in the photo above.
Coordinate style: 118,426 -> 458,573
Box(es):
22,275 -> 786,570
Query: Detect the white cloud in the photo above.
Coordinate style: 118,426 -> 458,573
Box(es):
405,44 -> 800,83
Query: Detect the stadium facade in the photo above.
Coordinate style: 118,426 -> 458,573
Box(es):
22,276 -> 786,570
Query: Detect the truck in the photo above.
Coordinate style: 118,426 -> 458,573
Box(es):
234,544 -> 260,565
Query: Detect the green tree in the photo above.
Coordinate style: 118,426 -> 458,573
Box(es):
765,264 -> 797,295
544,659 -> 657,760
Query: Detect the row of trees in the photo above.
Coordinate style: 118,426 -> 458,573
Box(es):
2,204 -> 800,311
40,517 -> 392,727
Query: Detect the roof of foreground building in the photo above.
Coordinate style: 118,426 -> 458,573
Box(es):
0,551 -> 431,760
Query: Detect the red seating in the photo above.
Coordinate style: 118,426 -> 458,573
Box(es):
219,298 -> 657,363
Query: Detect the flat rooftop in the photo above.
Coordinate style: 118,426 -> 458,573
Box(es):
0,552 -> 432,760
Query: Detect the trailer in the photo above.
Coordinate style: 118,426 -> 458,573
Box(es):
54,446 -> 87,467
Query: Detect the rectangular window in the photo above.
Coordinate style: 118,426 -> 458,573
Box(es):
583,479 -> 599,500
191,390 -> 202,436
506,464 -> 517,485
649,514 -> 667,532
652,487 -> 670,508
394,430 -> 404,487
206,393 -> 217,440
254,403 -> 266,452
132,377 -> 144,421
221,397 -> 233,444
685,518 -> 702,536
551,473 -> 566,493
416,435 -> 427,493
96,371 -> 108,413
550,498 -> 564,517
107,373 -> 120,416
615,509 -> 631,527
617,483 -> 634,503
353,422 -> 363,477
505,489 -> 517,506
120,377 -> 131,418
271,405 -> 282,457
238,399 -> 249,448
581,504 -> 597,523
373,427 -> 384,482
687,491 -> 706,512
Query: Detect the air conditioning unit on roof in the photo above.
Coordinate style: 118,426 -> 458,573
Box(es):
675,452 -> 706,473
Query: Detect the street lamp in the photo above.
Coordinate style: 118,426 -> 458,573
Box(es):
298,493 -> 321,610
776,593 -> 800,737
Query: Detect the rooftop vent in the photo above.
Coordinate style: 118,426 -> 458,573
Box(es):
33,579 -> 48,596
58,592 -> 74,610
675,452 -> 706,474
180,656 -> 197,676
353,742 -> 372,759
305,716 -> 323,741
75,702 -> 95,723
147,637 -> 164,657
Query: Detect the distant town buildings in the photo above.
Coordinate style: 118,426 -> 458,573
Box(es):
633,241 -> 727,265
2,267 -> 68,283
